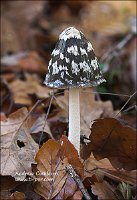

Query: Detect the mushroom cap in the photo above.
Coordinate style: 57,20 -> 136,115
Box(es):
44,27 -> 106,89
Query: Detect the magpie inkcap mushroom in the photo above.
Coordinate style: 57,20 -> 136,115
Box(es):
44,27 -> 106,155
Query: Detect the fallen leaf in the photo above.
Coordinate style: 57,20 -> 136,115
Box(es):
80,88 -> 119,137
82,118 -> 136,170
59,136 -> 84,179
1,107 -> 39,178
34,139 -> 68,199
1,1 -> 44,54
54,176 -> 82,200
10,191 -> 26,200
101,169 -> 137,186
80,1 -> 135,38
84,153 -> 136,185
1,16 -> 21,54
19,51 -> 48,74
70,190 -> 83,200
91,181 -> 118,200
9,74 -> 52,105
9,181 -> 42,200
31,114 -> 53,138
1,52 -> 28,66
34,136 -> 84,199
1,51 -> 41,82
0,176 -> 21,200
49,120 -> 68,140
30,114 -> 54,145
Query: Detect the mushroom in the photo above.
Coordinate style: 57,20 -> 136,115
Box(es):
44,27 -> 106,155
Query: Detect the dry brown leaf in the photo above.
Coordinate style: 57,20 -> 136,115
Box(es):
59,136 -> 84,179
1,107 -> 39,178
84,153 -> 114,174
31,114 -> 53,138
101,169 -> 137,186
71,190 -> 83,200
1,51 -> 48,82
0,176 -> 20,200
19,51 -> 48,74
34,139 -> 68,199
10,191 -> 26,200
91,181 -> 118,200
1,16 -> 21,54
84,153 -> 136,185
81,1 -> 135,37
49,120 -> 68,141
82,118 -> 136,170
1,1 -> 44,54
80,88 -> 119,137
9,74 -> 52,105
54,176 -> 82,200
30,114 -> 54,145
34,136 -> 84,199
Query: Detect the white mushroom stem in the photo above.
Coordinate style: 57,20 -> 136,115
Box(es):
68,88 -> 80,155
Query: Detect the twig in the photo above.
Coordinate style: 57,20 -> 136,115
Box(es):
38,94 -> 54,146
114,91 -> 136,117
65,164 -> 92,200
18,99 -> 45,129
123,105 -> 137,113
100,32 -> 136,63
54,90 -> 130,98
81,91 -> 130,97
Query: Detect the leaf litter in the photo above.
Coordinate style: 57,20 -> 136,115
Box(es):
1,107 -> 39,178
1,1 -> 136,199
1,68 -> 136,200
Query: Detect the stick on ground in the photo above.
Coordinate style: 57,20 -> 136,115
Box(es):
65,164 -> 92,200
